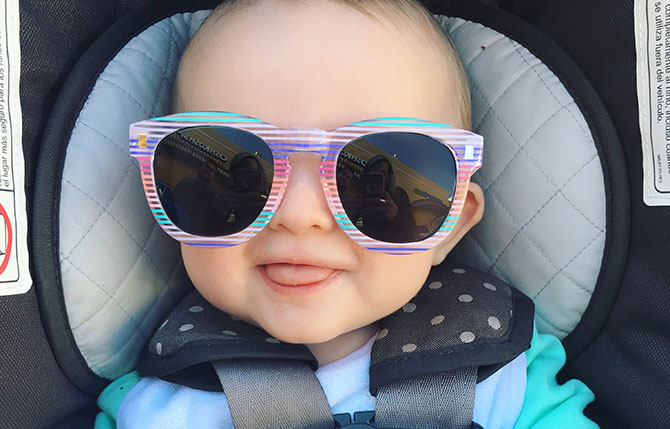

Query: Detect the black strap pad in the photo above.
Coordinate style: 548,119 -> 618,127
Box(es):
370,262 -> 534,394
137,291 -> 318,382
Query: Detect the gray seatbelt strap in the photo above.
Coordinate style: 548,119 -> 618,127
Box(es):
212,359 -> 334,429
374,366 -> 477,429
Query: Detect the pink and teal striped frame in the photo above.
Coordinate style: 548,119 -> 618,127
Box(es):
130,112 -> 483,255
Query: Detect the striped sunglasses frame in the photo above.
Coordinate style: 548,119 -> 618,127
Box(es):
129,112 -> 483,255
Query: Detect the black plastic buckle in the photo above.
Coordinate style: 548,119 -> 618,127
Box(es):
333,411 -> 375,427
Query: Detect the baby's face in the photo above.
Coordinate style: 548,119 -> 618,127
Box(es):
177,0 -> 467,346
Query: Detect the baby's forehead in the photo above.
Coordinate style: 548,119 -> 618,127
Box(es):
196,1 -> 447,58
175,0 -> 462,128
185,0 -> 451,77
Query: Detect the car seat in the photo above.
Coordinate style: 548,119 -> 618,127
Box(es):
4,0 -> 661,427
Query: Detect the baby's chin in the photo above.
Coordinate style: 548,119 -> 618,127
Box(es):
206,303 -> 339,344
225,310 -> 336,344
260,321 -> 346,345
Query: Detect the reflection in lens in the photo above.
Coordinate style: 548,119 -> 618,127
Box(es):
337,132 -> 456,243
154,126 -> 273,236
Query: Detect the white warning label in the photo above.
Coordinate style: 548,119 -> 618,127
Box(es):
0,0 -> 31,295
635,0 -> 670,205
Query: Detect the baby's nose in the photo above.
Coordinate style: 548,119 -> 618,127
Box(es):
266,153 -> 336,234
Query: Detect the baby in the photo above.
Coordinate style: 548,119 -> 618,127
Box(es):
96,0 -> 598,428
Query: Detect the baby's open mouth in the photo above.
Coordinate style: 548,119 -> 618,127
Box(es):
263,263 -> 335,286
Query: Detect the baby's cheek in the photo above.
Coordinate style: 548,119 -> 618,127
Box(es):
182,245 -> 215,285
360,251 -> 434,314
181,245 -> 246,310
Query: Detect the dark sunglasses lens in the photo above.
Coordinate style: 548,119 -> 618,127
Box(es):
154,126 -> 273,236
337,132 -> 456,243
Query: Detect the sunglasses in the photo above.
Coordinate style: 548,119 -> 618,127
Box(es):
130,112 -> 482,255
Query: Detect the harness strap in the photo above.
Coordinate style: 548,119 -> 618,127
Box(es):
214,358 -> 478,429
375,366 -> 477,429
212,358 -> 334,429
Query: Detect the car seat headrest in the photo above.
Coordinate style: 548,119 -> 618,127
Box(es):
58,11 -> 605,380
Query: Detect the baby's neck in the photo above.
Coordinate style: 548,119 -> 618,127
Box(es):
306,323 -> 379,366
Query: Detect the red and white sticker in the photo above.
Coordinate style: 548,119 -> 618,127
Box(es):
0,0 -> 30,295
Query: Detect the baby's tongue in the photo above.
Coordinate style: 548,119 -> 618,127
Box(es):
264,263 -> 334,286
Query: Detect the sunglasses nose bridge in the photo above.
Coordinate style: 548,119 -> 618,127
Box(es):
282,127 -> 332,157
279,129 -> 336,207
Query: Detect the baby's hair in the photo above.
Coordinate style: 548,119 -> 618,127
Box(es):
174,0 -> 471,129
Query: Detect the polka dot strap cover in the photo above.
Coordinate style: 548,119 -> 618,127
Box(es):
137,290 -> 317,386
370,262 -> 534,394
137,262 -> 534,393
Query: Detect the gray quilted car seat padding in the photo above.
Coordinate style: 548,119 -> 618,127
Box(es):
60,11 -> 605,379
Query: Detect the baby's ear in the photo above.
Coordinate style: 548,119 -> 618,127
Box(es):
431,183 -> 485,266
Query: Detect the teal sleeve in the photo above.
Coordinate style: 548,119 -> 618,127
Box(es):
514,324 -> 598,429
95,371 -> 142,429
